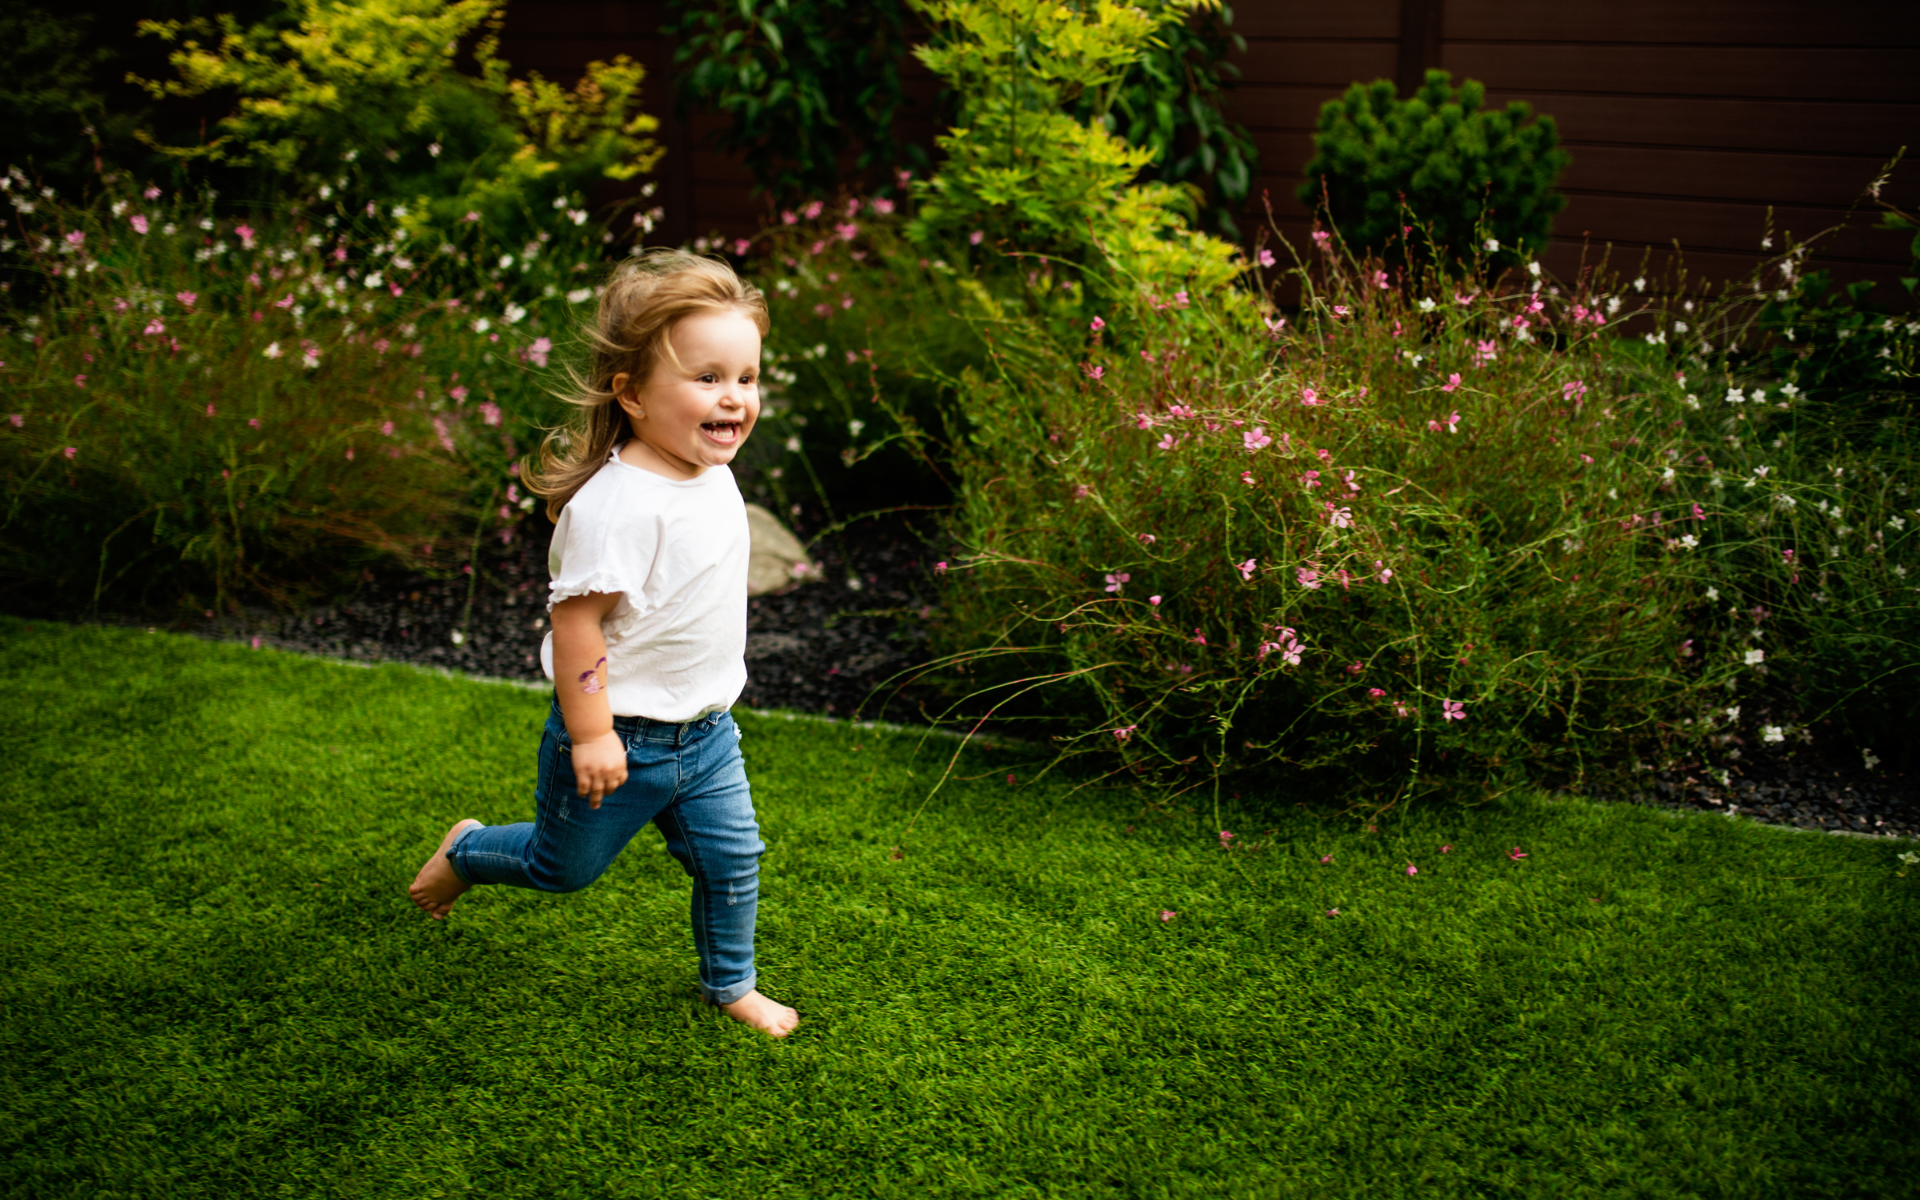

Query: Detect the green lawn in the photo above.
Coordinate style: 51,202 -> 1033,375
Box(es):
2,617 -> 1916,1199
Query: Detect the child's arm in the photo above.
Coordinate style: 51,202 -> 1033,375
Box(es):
549,592 -> 627,809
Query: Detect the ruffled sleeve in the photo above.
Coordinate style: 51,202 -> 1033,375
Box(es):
545,473 -> 661,617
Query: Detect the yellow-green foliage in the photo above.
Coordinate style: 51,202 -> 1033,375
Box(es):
131,0 -> 660,233
906,0 -> 1243,303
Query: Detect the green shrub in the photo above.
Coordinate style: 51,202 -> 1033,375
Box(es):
129,0 -> 662,243
1084,2 -> 1256,239
664,0 -> 925,203
0,168 -> 614,615
1300,70 -> 1568,267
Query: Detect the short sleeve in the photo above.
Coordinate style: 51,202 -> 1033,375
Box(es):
545,478 -> 660,615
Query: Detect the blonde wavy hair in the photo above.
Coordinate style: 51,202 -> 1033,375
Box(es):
523,249 -> 770,521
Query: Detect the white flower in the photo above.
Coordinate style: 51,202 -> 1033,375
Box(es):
450,629 -> 466,646
1760,724 -> 1784,744
1632,276 -> 1645,292
1724,705 -> 1740,721
471,318 -> 491,333
1889,516 -> 1906,531
1773,494 -> 1796,510
498,254 -> 514,269
848,419 -> 865,437
503,304 -> 527,325
428,142 -> 442,157
1744,649 -> 1765,665
1677,534 -> 1698,549
1483,237 -> 1500,252
1725,388 -> 1745,404
1864,749 -> 1881,771
786,436 -> 802,452
1528,260 -> 1541,277
1417,298 -> 1436,312
567,287 -> 594,304
1674,320 -> 1689,333
364,272 -> 384,289
1684,393 -> 1700,409
301,348 -> 320,369
1705,586 -> 1719,600
262,341 -> 283,358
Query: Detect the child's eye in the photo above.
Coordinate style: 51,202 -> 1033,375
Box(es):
697,373 -> 718,383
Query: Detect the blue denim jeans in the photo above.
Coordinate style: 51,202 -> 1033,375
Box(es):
447,700 -> 764,1006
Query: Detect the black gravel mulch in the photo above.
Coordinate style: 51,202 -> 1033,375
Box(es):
42,509 -> 1919,842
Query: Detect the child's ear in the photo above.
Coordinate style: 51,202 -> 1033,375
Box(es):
612,373 -> 645,423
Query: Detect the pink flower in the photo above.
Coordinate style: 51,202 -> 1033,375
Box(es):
1090,316 -> 1105,332
248,417 -> 260,428
1406,863 -> 1419,876
1579,453 -> 1593,464
781,210 -> 798,225
1297,567 -> 1321,590
1114,724 -> 1137,741
1347,660 -> 1363,675
250,636 -> 261,649
802,200 -> 824,220
1311,229 -> 1331,249
235,224 -> 255,247
381,421 -> 395,436
933,561 -> 949,574
1243,426 -> 1272,452
1332,305 -> 1349,318
1082,363 -> 1104,381
1319,854 -> 1333,864
1137,533 -> 1156,545
1218,830 -> 1235,849
129,214 -> 149,234
1507,846 -> 1528,861
1148,595 -> 1161,607
463,211 -> 481,222
834,222 -> 859,241
1235,558 -> 1256,581
1393,701 -> 1410,718
480,402 -> 502,426
1159,910 -> 1176,922
1072,484 -> 1090,499
1240,471 -> 1255,486
1006,773 -> 1016,785
969,230 -> 984,246
143,319 -> 166,335
526,336 -> 553,368
7,414 -> 20,427
1156,433 -> 1178,452
1367,687 -> 1385,698
1325,908 -> 1340,917
1258,248 -> 1275,267
1372,270 -> 1389,289
63,446 -> 76,459
1440,844 -> 1452,853
1442,699 -> 1466,721
1344,470 -> 1360,494
1562,379 -> 1588,402
1782,548 -> 1794,561
1454,291 -> 1476,307
1190,628 -> 1207,645
1134,412 -> 1156,430
1326,504 -> 1353,530
1441,373 -> 1461,393
64,230 -> 85,247
1376,560 -> 1393,584
1301,387 -> 1321,406
872,198 -> 895,215
73,374 -> 86,387
1692,503 -> 1706,521
1300,469 -> 1321,489
1167,404 -> 1194,420
1265,316 -> 1287,338
1104,572 -> 1130,593
449,385 -> 469,403
1175,291 -> 1189,307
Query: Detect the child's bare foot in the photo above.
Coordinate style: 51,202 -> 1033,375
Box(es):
409,819 -> 481,919
717,990 -> 800,1038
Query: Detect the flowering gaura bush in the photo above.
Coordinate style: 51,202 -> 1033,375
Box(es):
0,167 -> 618,613
919,234 -> 1771,803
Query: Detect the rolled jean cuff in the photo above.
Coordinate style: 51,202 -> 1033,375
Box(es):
444,823 -> 484,885
703,972 -> 757,1007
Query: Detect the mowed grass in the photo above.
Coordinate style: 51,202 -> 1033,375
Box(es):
1,617 -> 1916,1200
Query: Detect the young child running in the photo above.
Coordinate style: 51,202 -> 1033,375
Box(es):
408,249 -> 798,1038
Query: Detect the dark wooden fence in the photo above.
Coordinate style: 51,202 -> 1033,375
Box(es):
499,0 -> 1920,294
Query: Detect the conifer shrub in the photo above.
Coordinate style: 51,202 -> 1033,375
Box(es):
1300,70 -> 1568,268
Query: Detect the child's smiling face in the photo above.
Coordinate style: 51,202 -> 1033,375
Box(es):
614,308 -> 762,479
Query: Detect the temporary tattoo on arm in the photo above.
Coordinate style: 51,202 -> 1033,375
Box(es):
578,656 -> 608,695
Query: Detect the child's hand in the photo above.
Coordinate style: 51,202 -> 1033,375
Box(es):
570,730 -> 628,808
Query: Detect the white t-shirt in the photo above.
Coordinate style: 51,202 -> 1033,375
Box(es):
539,444 -> 749,721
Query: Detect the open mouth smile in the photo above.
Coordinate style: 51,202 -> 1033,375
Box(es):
700,420 -> 744,445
